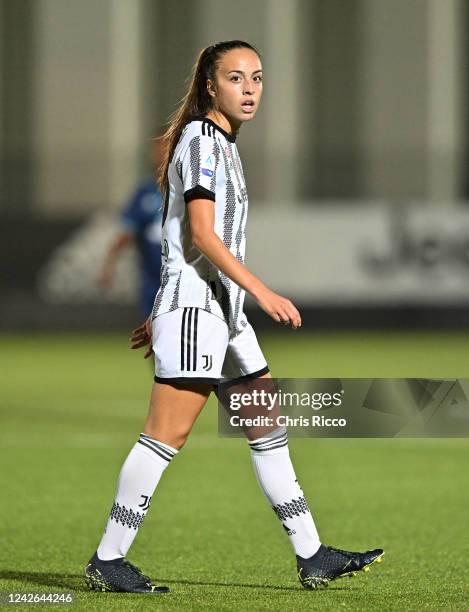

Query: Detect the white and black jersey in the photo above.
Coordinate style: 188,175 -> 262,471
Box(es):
152,118 -> 249,337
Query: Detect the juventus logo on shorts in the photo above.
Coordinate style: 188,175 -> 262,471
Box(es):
180,307 -> 199,371
138,495 -> 152,512
202,354 -> 213,371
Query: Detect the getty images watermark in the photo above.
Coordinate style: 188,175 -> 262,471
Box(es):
217,378 -> 469,438
228,388 -> 346,429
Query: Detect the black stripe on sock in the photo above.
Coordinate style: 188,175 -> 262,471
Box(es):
249,438 -> 288,452
181,307 -> 188,371
249,429 -> 288,446
140,436 -> 175,459
249,431 -> 288,449
137,439 -> 171,462
140,440 -> 174,462
250,439 -> 288,452
140,435 -> 175,460
193,308 -> 198,371
140,433 -> 176,451
250,440 -> 289,453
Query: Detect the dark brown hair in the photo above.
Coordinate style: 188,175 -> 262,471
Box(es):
158,40 -> 260,197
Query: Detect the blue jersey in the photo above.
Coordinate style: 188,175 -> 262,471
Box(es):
121,177 -> 162,316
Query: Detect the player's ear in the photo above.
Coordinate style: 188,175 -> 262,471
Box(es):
207,79 -> 217,98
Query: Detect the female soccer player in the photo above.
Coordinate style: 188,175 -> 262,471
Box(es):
85,40 -> 384,594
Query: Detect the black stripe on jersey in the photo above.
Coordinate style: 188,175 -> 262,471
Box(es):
202,120 -> 213,138
184,186 -> 215,204
161,190 -> 170,228
192,308 -> 198,371
205,271 -> 212,311
189,135 -> 201,188
169,270 -> 182,311
186,307 -> 193,370
151,265 -> 169,320
201,118 -> 237,143
210,281 -> 217,300
209,140 -> 219,193
181,308 -> 188,370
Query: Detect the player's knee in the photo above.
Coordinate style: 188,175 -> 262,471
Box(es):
168,432 -> 190,450
144,429 -> 189,451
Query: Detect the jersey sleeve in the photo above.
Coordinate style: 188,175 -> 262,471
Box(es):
180,135 -> 220,204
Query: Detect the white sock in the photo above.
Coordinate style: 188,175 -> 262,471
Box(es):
96,433 -> 178,561
249,428 -> 321,559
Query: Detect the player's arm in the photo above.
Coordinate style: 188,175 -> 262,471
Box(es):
98,230 -> 134,288
188,199 -> 301,329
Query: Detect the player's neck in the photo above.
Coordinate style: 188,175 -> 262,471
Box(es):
205,110 -> 240,138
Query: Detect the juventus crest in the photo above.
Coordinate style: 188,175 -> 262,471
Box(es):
138,495 -> 152,512
202,354 -> 213,371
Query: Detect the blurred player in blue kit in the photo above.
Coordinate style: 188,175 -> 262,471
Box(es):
99,136 -> 164,317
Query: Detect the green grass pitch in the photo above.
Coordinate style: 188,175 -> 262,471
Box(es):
1,330 -> 468,610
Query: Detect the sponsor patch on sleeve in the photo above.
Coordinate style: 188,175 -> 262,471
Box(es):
201,154 -> 215,177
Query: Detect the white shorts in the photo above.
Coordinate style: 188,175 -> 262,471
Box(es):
152,307 -> 269,385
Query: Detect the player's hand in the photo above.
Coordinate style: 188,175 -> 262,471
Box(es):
254,287 -> 302,329
130,316 -> 153,359
98,262 -> 115,289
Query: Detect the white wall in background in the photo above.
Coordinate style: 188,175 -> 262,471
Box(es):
38,202 -> 469,306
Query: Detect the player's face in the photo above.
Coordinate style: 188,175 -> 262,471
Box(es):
209,48 -> 263,127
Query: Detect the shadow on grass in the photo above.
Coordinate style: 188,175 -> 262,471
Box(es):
159,577 -> 351,592
0,570 -> 352,593
0,571 -> 88,592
